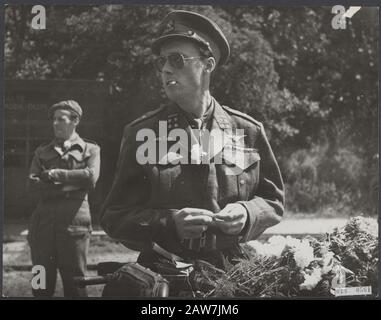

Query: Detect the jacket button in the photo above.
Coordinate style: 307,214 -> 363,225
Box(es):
239,179 -> 245,185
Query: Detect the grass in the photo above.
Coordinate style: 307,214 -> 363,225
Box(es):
3,236 -> 138,298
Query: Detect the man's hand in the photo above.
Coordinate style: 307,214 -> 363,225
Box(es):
172,208 -> 214,240
29,174 -> 41,183
212,203 -> 248,235
39,169 -> 64,184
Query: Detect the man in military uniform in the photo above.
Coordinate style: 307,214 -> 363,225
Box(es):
28,100 -> 100,297
100,11 -> 284,271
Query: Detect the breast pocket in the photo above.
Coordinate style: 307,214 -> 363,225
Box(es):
217,148 -> 260,205
40,152 -> 60,170
156,161 -> 199,206
237,150 -> 261,200
156,162 -> 182,202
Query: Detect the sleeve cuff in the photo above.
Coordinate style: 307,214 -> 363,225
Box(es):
238,197 -> 282,241
50,169 -> 68,183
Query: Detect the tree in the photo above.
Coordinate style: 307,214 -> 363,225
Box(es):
5,5 -> 378,214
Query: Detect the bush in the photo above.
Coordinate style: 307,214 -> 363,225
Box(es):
195,216 -> 378,297
5,6 -> 378,216
283,145 -> 376,215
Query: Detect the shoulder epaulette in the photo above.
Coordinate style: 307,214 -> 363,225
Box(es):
222,105 -> 262,127
36,141 -> 52,150
129,106 -> 167,127
83,138 -> 99,146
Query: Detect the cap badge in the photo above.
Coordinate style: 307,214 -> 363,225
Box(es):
163,19 -> 176,35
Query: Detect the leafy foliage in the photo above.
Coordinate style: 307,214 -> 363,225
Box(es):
193,216 -> 378,297
5,5 -> 378,214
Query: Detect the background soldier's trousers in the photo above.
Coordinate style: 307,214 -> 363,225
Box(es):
28,199 -> 91,297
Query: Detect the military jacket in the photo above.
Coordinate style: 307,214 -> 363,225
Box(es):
100,98 -> 284,262
28,134 -> 100,231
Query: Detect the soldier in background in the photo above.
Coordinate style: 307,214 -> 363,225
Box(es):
100,11 -> 284,272
28,100 -> 100,297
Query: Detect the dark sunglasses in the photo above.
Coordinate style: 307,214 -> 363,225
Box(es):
154,52 -> 201,72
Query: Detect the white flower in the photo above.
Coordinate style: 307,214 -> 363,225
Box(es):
285,236 -> 301,248
321,251 -> 335,275
300,267 -> 322,291
293,239 -> 315,269
248,236 -> 315,265
265,236 -> 288,257
247,236 -> 287,258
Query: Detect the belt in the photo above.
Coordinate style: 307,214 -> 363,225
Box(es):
63,190 -> 88,200
42,189 -> 88,201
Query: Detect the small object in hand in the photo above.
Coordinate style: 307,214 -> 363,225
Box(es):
212,216 -> 225,222
48,169 -> 56,181
48,169 -> 63,185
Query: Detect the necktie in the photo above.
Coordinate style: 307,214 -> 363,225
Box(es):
189,118 -> 204,164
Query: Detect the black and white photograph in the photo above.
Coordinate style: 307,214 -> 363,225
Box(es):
2,3 -> 379,300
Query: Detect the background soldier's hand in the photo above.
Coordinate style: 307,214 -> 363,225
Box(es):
28,174 -> 41,183
39,170 -> 52,183
172,208 -> 214,240
212,203 -> 248,235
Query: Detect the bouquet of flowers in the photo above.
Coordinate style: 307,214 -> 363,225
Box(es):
195,216 -> 378,297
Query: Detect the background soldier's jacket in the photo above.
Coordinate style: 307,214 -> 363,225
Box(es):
28,135 -> 100,297
28,135 -> 100,230
100,98 -> 284,264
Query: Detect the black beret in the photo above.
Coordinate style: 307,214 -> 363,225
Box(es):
49,100 -> 82,118
151,10 -> 230,67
